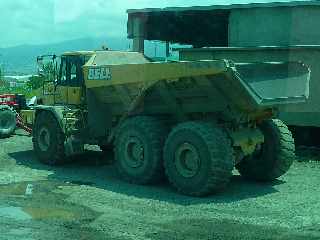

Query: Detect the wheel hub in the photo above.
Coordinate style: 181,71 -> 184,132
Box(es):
38,127 -> 51,152
175,142 -> 200,178
124,137 -> 145,168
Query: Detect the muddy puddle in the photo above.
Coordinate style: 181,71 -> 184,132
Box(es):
0,180 -> 114,239
0,180 -> 99,223
0,206 -> 32,220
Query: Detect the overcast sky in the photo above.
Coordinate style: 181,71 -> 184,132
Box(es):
0,0 -> 297,48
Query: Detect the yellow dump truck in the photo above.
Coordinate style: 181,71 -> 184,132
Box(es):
29,50 -> 310,196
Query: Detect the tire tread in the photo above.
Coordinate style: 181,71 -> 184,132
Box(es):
115,116 -> 167,184
33,111 -> 65,165
164,122 -> 234,197
236,119 -> 295,181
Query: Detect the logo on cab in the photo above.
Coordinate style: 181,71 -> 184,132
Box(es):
88,67 -> 112,80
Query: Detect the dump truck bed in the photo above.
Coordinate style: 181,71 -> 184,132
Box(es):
178,46 -> 320,127
83,51 -> 310,118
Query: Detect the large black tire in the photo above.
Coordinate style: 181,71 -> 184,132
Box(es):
0,106 -> 16,138
33,111 -> 65,165
164,122 -> 234,197
115,116 -> 167,184
236,119 -> 295,181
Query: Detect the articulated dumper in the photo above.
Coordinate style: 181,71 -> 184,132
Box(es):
29,50 -> 310,196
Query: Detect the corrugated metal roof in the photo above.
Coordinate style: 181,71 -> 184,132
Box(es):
127,0 -> 320,14
175,45 -> 320,52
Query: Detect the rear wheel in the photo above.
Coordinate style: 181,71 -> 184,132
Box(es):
236,119 -> 295,181
33,111 -> 65,165
0,106 -> 16,138
164,122 -> 234,197
115,116 -> 167,184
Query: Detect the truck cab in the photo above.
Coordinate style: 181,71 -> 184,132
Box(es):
39,52 -> 93,106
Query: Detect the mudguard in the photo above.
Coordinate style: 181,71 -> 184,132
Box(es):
34,105 -> 66,133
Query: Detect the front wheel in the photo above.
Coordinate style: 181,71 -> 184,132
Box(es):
236,119 -> 295,181
33,111 -> 65,165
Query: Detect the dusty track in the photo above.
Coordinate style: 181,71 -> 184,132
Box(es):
0,130 -> 319,240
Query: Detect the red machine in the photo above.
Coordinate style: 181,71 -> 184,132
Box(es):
0,94 -> 32,136
0,94 -> 18,107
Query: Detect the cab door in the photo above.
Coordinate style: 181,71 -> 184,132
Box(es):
55,56 -> 83,105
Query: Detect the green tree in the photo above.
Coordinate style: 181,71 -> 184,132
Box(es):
27,75 -> 45,90
27,62 -> 56,90
42,61 -> 56,82
0,66 -> 6,87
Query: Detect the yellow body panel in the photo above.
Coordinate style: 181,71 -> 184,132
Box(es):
40,85 -> 82,105
84,59 -> 229,89
67,87 -> 82,105
20,110 -> 35,125
41,83 -> 55,105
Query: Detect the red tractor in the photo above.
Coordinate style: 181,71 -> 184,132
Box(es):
0,94 -> 32,138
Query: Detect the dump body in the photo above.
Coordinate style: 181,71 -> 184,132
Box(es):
179,46 -> 319,127
83,51 -> 310,123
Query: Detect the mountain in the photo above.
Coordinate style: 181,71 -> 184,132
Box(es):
0,37 -> 130,75
0,36 -> 171,75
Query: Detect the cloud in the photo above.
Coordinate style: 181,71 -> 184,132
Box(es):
0,0 -> 54,47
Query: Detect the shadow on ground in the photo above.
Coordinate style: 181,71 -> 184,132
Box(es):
296,146 -> 320,162
8,149 -> 283,206
146,217 -> 320,240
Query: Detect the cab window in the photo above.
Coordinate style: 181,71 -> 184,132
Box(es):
59,56 -> 84,86
70,63 -> 78,86
60,58 -> 67,85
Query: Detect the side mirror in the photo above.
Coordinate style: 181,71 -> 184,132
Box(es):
54,79 -> 59,91
38,68 -> 44,76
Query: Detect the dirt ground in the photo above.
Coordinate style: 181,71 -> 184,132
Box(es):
0,130 -> 319,240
